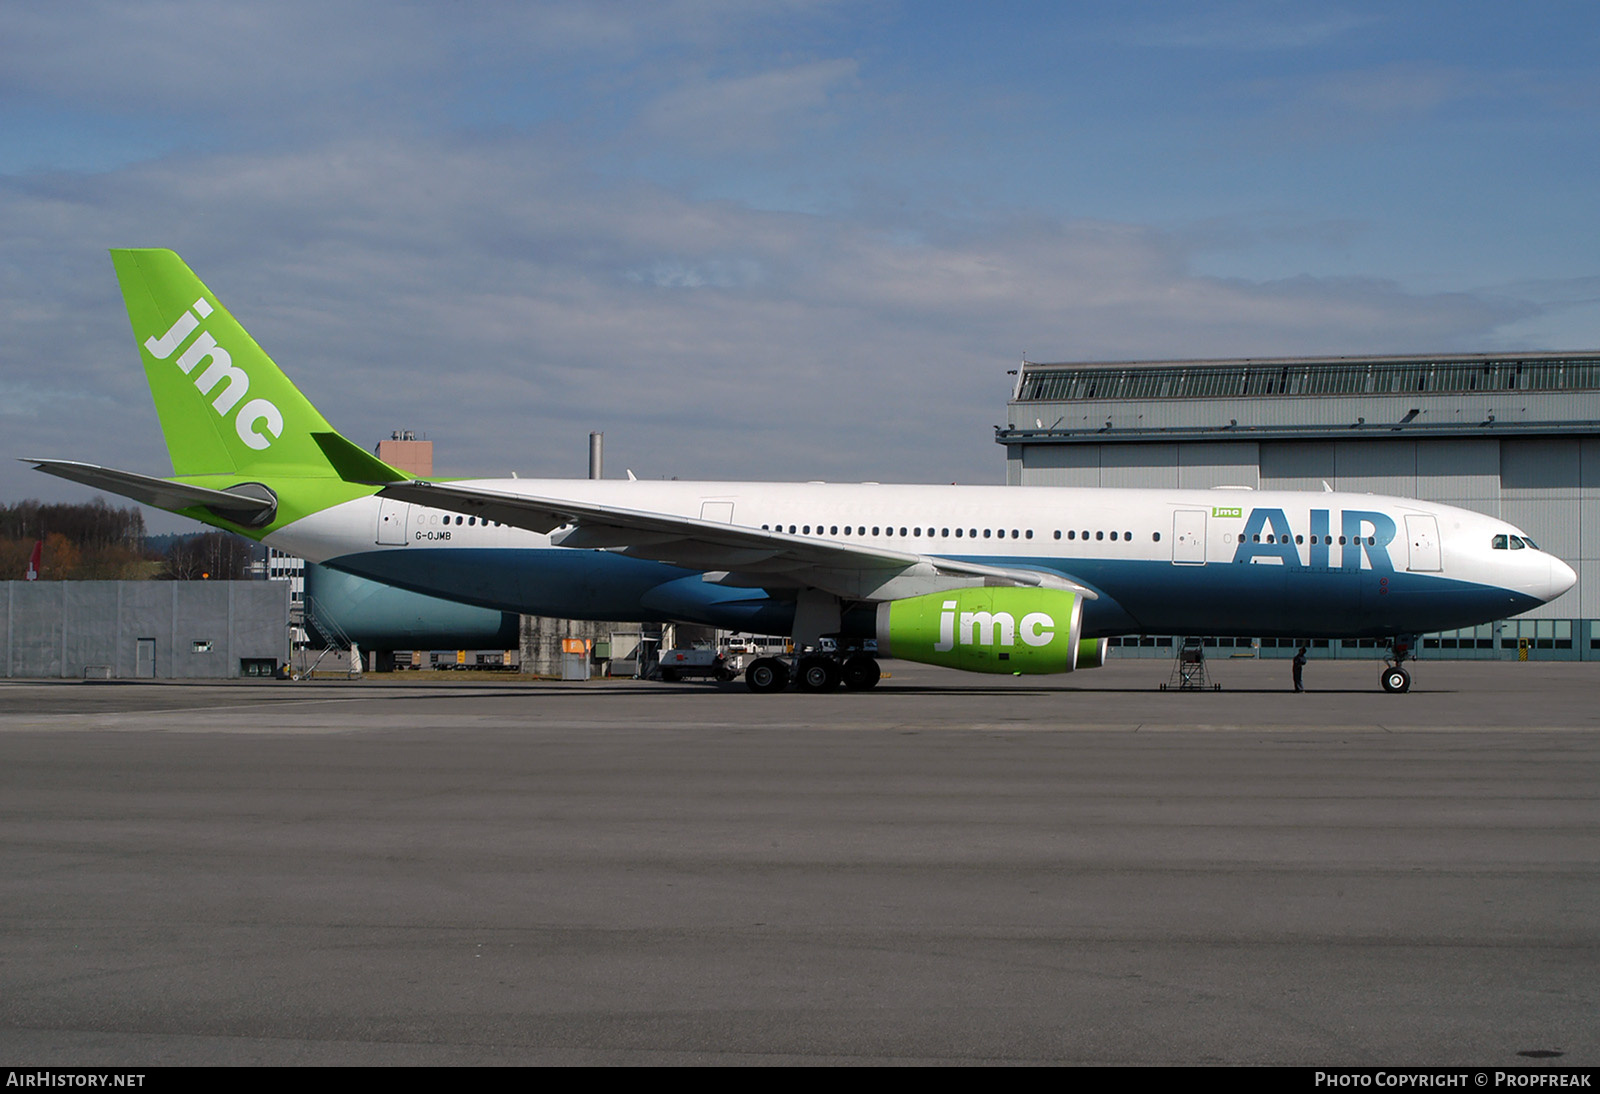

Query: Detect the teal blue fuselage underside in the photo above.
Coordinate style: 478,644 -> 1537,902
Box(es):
322,547 -> 1539,640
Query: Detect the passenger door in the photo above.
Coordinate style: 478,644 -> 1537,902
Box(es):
1405,515 -> 1441,572
1172,510 -> 1207,565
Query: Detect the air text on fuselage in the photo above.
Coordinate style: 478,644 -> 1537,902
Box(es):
1230,508 -> 1397,570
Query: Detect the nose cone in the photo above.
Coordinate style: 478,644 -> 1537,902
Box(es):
1547,556 -> 1578,602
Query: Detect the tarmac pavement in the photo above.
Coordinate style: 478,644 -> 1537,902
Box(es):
0,659 -> 1596,1065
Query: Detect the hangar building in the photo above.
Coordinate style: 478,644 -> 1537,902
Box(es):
999,351 -> 1600,660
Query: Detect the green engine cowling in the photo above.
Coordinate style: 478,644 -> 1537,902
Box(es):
875,587 -> 1092,674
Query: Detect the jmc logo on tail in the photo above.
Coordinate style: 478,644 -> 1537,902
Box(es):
144,299 -> 284,450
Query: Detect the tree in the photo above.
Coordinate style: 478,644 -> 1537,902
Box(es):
160,531 -> 254,581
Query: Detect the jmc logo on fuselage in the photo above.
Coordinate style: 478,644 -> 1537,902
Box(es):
880,587 -> 1083,675
1230,507 -> 1397,571
144,299 -> 284,450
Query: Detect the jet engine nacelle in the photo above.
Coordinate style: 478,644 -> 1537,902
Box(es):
874,587 -> 1090,674
1076,636 -> 1109,670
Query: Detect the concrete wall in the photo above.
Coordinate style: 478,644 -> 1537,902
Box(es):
3,581 -> 289,679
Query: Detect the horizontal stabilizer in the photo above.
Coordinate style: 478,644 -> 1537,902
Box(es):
23,459 -> 277,524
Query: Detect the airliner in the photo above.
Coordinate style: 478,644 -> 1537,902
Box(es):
26,250 -> 1576,693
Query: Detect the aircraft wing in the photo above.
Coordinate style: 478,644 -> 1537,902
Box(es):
376,480 -> 1097,601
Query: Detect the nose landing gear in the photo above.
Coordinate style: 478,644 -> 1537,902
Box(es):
1380,637 -> 1416,693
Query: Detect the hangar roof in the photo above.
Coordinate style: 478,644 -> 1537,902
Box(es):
1013,351 -> 1600,403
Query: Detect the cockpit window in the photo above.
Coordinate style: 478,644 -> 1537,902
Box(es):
1522,536 -> 1539,550
1510,536 -> 1525,550
1492,534 -> 1507,550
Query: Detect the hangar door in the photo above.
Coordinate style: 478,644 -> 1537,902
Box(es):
1405,515 -> 1441,572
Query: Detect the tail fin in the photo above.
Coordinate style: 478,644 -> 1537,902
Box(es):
111,248 -> 348,479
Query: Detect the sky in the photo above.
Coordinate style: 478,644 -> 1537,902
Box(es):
2,0 -> 1598,533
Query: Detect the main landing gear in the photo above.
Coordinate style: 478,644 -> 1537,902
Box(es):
745,651 -> 882,693
1380,637 -> 1417,693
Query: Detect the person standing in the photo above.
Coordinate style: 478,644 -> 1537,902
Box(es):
1292,646 -> 1308,692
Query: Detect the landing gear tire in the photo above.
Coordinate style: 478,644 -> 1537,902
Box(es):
842,655 -> 881,690
746,657 -> 790,693
1382,666 -> 1411,693
797,656 -> 841,692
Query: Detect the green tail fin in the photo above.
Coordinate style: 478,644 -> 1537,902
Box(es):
111,248 -> 378,480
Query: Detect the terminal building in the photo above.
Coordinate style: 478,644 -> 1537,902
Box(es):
999,351 -> 1600,659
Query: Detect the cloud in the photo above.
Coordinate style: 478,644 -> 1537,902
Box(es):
0,132 -> 1547,530
636,59 -> 859,151
0,5 -> 1583,531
